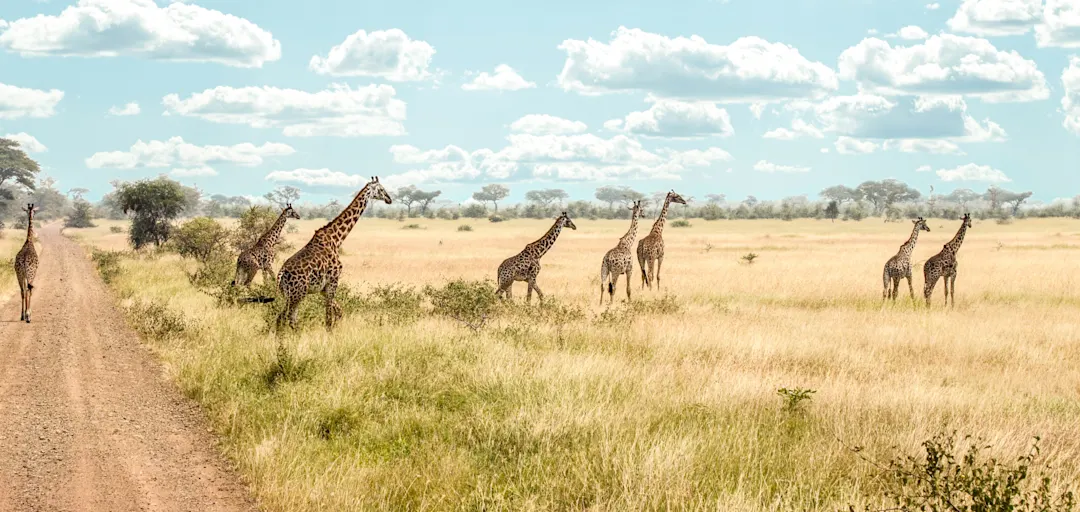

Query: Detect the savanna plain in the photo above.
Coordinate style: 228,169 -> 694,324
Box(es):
22,216 -> 1080,511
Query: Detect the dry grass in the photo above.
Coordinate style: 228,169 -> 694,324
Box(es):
69,216 -> 1080,511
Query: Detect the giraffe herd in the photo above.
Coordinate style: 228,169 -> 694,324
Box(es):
8,179 -> 976,328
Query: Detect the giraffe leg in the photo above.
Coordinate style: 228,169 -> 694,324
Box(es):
942,276 -> 950,308
891,277 -> 900,302
609,273 -> 619,304
656,256 -> 664,291
646,258 -> 656,290
949,274 -> 957,308
906,274 -> 915,303
276,295 -> 302,331
262,267 -> 277,287
923,273 -> 938,308
625,270 -> 633,301
882,269 -> 890,302
24,281 -> 32,323
18,280 -> 25,322
600,264 -> 608,306
527,278 -> 544,304
323,280 -> 341,330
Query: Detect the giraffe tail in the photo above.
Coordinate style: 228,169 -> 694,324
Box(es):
240,296 -> 275,303
26,283 -> 33,291
640,265 -> 650,288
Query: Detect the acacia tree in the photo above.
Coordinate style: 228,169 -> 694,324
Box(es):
264,186 -> 300,208
946,188 -> 980,211
414,189 -> 442,214
596,186 -> 645,210
472,184 -> 509,212
705,193 -> 726,204
524,188 -> 569,207
114,176 -> 191,249
854,179 -> 921,215
0,138 -> 40,218
396,185 -> 420,215
820,185 -> 857,207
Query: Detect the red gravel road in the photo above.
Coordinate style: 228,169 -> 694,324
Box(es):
0,224 -> 257,512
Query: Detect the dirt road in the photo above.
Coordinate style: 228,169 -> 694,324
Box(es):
0,225 -> 256,512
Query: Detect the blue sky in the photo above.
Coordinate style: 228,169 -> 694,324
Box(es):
1,0 -> 1078,205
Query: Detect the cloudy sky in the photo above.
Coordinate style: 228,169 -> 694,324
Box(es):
1,0 -> 1078,204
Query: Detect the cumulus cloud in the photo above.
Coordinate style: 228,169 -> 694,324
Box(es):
834,136 -> 879,154
916,164 -> 933,172
763,119 -> 824,140
509,115 -> 586,135
1065,57 -> 1080,134
3,132 -> 47,152
753,160 -> 810,173
934,163 -> 1012,182
0,82 -> 64,119
171,166 -> 217,177
462,64 -> 535,91
947,0 -> 1042,36
838,34 -> 1049,102
604,97 -> 734,138
308,28 -> 435,80
266,168 -> 367,189
0,0 -> 281,68
1036,0 -> 1080,48
86,136 -> 294,169
927,3 -> 941,10
162,84 -> 407,137
108,102 -> 141,116
887,26 -> 930,40
556,26 -> 838,102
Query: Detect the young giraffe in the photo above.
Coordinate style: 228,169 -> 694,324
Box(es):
881,216 -> 931,303
600,200 -> 644,305
496,211 -> 577,303
14,203 -> 39,323
273,177 -> 392,331
231,203 -> 301,287
923,213 -> 973,308
636,190 -> 687,290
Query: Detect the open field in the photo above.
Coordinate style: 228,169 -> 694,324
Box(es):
62,216 -> 1080,511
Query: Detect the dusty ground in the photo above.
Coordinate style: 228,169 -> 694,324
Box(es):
0,223 -> 256,512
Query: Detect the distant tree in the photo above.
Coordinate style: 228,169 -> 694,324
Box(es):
412,188 -> 442,214
705,194 -> 726,204
984,185 -> 1004,213
264,186 -> 301,208
65,199 -> 96,228
0,137 -> 40,201
596,186 -> 645,210
926,185 -> 937,216
524,188 -> 569,207
1004,190 -> 1033,216
28,176 -> 71,220
396,185 -> 420,215
68,187 -> 90,202
824,200 -> 840,222
114,176 -> 190,250
946,188 -> 980,211
472,184 -> 510,212
986,187 -> 1032,216
819,185 -> 857,207
743,195 -> 759,207
854,179 -> 921,215
650,191 -> 668,210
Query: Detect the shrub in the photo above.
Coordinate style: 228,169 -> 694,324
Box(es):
91,249 -> 124,284
488,215 -> 505,223
357,284 -> 424,325
231,206 -> 295,254
457,224 -> 473,232
424,279 -> 499,330
65,199 -> 96,228
109,226 -> 124,234
461,204 -> 487,218
125,299 -> 189,340
671,219 -> 691,228
171,217 -> 232,262
402,223 -> 423,230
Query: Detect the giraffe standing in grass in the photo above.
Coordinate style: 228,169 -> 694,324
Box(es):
636,190 -> 687,290
14,204 -> 39,323
272,177 -> 392,331
600,200 -> 644,305
231,203 -> 301,287
923,213 -> 973,308
882,217 -> 930,303
496,211 -> 577,303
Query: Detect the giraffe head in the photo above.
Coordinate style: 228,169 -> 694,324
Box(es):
962,212 -> 972,228
912,216 -> 930,232
21,203 -> 37,220
628,199 -> 644,219
283,203 -> 301,220
667,190 -> 687,205
367,176 -> 393,204
558,211 -> 577,230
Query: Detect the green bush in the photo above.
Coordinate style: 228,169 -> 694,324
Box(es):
90,249 -> 124,284
457,224 -> 473,232
424,279 -> 499,329
231,206 -> 295,254
171,217 -> 232,262
671,219 -> 691,228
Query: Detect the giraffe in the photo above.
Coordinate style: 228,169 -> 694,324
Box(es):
923,213 -> 973,308
882,216 -> 931,303
231,203 -> 301,288
496,211 -> 577,303
14,203 -> 39,323
636,190 -> 687,290
600,200 -> 644,305
272,177 -> 392,331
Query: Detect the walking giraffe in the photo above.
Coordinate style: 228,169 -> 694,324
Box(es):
600,200 -> 644,305
882,217 -> 931,303
923,213 -> 973,308
496,211 -> 577,303
231,203 -> 301,287
14,203 -> 39,323
636,190 -> 687,290
272,177 -> 392,331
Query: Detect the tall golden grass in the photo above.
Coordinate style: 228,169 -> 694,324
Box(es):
67,216 -> 1080,511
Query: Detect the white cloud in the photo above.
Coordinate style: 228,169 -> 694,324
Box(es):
916,164 -> 933,172
3,132 -> 47,153
1064,57 -> 1080,134
0,82 -> 64,119
108,102 -> 141,116
834,136 -> 879,154
266,168 -> 367,189
1036,0 -> 1080,48
749,102 -> 767,119
838,34 -> 1049,103
604,97 -> 734,138
947,0 -> 1042,36
308,28 -> 435,81
86,136 -> 294,169
935,163 -> 1012,182
556,26 -> 838,102
0,0 -> 280,68
888,26 -> 930,40
885,139 -> 965,154
462,64 -> 535,91
162,84 -> 407,137
927,3 -> 941,10
753,160 -> 810,173
171,166 -> 217,177
509,115 -> 587,135
820,147 -> 830,153
763,119 -> 824,139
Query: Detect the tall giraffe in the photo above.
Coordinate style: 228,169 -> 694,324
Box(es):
272,177 -> 392,330
636,190 -> 687,290
600,200 -> 644,305
14,203 -> 39,323
231,203 -> 301,287
496,211 -> 577,303
923,213 -> 973,308
882,217 -> 931,303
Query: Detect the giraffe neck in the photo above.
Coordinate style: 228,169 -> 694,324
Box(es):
256,209 -> 290,249
617,212 -> 640,249
650,198 -> 672,237
898,225 -> 922,259
525,219 -> 564,259
943,222 -> 968,256
314,184 -> 373,249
